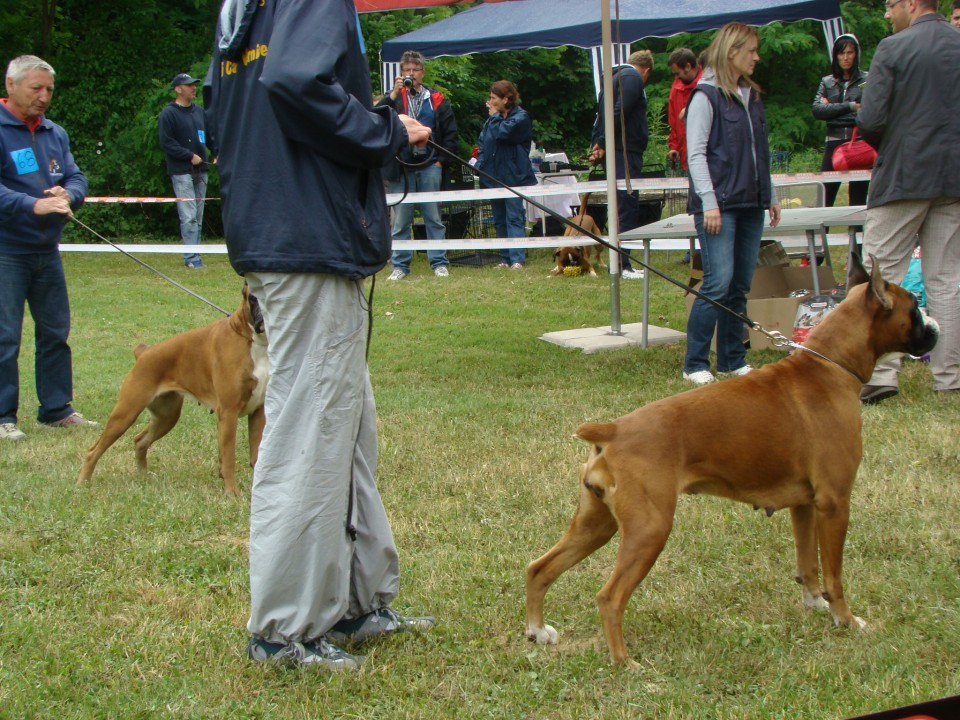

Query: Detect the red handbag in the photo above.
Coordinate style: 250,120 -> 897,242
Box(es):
831,127 -> 877,171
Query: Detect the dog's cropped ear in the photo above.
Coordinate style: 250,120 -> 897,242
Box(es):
846,252 -> 869,289
862,253 -> 893,310
553,249 -> 560,259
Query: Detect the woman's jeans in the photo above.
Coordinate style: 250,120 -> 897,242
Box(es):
491,197 -> 527,265
684,207 -> 765,374
0,251 -> 74,424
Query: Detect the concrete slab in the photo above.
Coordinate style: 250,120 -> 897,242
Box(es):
540,322 -> 686,354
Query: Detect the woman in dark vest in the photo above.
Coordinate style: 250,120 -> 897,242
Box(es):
683,22 -> 781,385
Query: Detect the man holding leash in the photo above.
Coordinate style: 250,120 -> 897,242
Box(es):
0,55 -> 98,442
857,0 -> 960,401
158,72 -> 212,269
207,0 -> 434,669
377,50 -> 458,280
589,49 -> 653,280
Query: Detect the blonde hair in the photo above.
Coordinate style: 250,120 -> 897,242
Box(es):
628,49 -> 653,71
705,23 -> 761,100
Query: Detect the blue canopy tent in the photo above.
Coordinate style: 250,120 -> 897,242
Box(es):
382,0 -> 843,61
379,0 -> 844,337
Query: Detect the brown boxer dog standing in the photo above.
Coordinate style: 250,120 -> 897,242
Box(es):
526,254 -> 939,668
77,284 -> 267,496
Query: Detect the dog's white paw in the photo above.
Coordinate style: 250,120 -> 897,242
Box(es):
852,616 -> 867,631
526,623 -> 558,645
802,588 -> 830,612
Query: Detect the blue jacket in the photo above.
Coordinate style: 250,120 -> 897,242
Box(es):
205,0 -> 409,278
476,105 -> 536,189
0,102 -> 87,254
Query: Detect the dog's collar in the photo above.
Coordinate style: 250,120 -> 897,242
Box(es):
761,330 -> 867,384
791,342 -> 868,384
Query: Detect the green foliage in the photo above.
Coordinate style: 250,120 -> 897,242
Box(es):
4,0 -> 897,235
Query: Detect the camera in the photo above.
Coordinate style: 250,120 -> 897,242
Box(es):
402,75 -> 415,89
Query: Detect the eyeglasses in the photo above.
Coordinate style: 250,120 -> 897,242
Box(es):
885,0 -> 904,9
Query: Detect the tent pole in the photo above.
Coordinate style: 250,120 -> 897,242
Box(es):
601,0 -> 622,335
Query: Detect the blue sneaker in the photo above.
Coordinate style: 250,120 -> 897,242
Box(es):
247,636 -> 363,670
185,260 -> 205,269
325,607 -> 435,645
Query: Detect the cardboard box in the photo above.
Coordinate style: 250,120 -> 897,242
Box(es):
746,265 -> 836,349
684,264 -> 836,351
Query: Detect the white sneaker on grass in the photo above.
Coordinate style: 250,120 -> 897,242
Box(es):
682,369 -> 716,385
433,266 -> 449,278
621,267 -> 644,280
387,268 -> 407,281
717,365 -> 754,379
0,422 -> 26,441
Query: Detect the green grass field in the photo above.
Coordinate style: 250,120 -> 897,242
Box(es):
1,247 -> 957,719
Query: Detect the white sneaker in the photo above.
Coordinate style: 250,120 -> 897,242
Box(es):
717,365 -> 754,378
0,422 -> 26,441
433,266 -> 449,278
387,268 -> 407,281
621,267 -> 644,280
682,369 -> 716,385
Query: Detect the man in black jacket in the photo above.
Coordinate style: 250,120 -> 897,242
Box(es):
206,0 -> 434,669
158,73 -> 211,268
857,0 -> 960,402
589,50 -> 653,280
378,50 -> 458,280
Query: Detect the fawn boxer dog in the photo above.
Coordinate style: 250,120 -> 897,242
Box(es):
526,254 -> 939,668
77,284 -> 268,496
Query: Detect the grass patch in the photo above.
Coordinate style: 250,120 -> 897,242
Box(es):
1,247 -> 957,719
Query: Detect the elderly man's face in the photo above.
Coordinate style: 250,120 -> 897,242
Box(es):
5,68 -> 54,122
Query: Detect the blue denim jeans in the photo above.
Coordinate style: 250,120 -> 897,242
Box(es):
389,164 -> 447,272
492,197 -> 527,265
684,207 -> 765,374
170,172 -> 207,263
0,251 -> 75,424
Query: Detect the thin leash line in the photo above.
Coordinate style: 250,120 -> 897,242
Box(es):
426,139 -> 758,330
68,215 -> 231,317
428,140 -> 865,382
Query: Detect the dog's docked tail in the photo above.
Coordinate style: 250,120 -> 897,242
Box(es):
575,421 -> 617,445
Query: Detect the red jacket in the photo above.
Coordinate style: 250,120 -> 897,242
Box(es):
667,67 -> 702,170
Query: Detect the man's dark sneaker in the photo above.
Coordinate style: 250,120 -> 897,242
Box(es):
325,607 -> 435,645
248,636 -> 363,670
860,385 -> 899,404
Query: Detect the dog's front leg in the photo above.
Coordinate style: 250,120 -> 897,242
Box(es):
790,505 -> 829,612
247,406 -> 265,470
815,496 -> 866,630
216,408 -> 241,496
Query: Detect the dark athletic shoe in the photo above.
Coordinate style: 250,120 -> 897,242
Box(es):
247,636 -> 363,670
325,607 -> 435,645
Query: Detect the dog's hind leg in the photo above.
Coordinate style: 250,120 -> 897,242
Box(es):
526,481 -> 618,647
790,505 -> 829,612
77,382 -> 158,485
595,498 -> 675,669
134,392 -> 183,472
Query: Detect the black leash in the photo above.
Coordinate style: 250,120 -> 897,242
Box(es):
69,215 -> 231,317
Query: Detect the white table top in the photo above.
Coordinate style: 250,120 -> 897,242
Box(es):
620,206 -> 866,242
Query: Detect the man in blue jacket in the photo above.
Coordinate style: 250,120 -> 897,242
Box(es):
158,73 -> 212,268
206,0 -> 434,669
857,0 -> 960,402
1,55 -> 98,442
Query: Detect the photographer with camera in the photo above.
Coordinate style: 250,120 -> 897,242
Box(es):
377,50 -> 458,280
